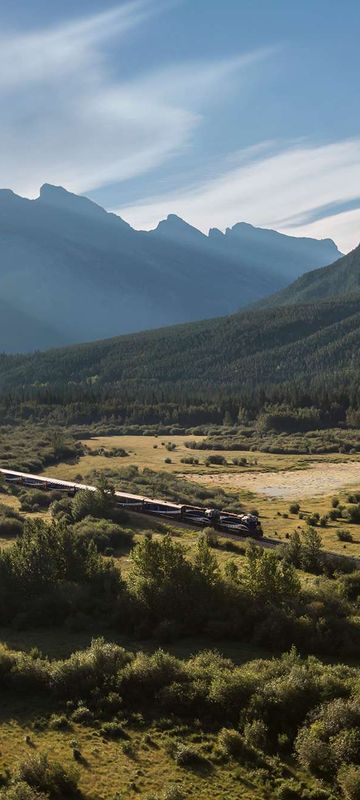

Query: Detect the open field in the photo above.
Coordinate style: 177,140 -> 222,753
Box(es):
44,435 -> 207,479
40,435 -> 360,559
3,432 -> 360,567
43,434 -> 360,480
188,461 -> 360,498
0,708 -> 267,800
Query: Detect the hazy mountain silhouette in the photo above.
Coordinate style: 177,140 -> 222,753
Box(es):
0,184 -> 342,352
207,221 -> 340,281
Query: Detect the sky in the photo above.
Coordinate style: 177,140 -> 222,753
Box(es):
2,0 -> 360,252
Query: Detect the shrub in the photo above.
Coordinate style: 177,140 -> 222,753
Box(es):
243,719 -> 268,751
162,787 -> 184,800
347,494 -> 360,504
205,455 -> 227,466
203,527 -> 219,548
0,516 -> 23,538
52,639 -> 131,700
48,715 -> 71,731
289,503 -> 300,515
332,498 -> 339,508
217,728 -> 244,757
0,784 -> 47,800
274,780 -> 304,800
70,705 -> 93,725
337,530 -> 353,542
306,514 -> 320,527
72,517 -> 134,553
71,484 -> 127,524
347,505 -> 360,524
19,490 -> 53,512
16,754 -> 80,799
300,527 -> 323,574
340,572 -> 360,600
100,722 -> 128,740
173,744 -> 207,767
295,726 -> 332,776
331,727 -> 360,765
338,764 -> 360,799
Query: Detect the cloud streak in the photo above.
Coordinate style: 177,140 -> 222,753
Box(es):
117,139 -> 360,252
0,3 -> 269,198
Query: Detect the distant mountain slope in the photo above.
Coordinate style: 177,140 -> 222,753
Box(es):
206,221 -> 341,281
0,298 -> 64,354
2,294 -> 360,393
259,242 -> 360,308
0,184 -> 341,352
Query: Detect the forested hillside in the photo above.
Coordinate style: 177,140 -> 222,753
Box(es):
260,242 -> 360,308
1,295 -> 360,389
2,294 -> 360,427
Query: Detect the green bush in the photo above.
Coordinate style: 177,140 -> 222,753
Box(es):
0,784 -> 47,799
243,719 -> 268,751
70,706 -> 93,725
0,516 -> 23,538
347,505 -> 360,524
337,529 -> 353,542
100,722 -> 128,740
72,517 -> 134,553
295,726 -> 332,776
338,764 -> 360,799
289,503 -> 300,515
205,455 -> 227,466
217,728 -> 245,757
16,754 -> 80,799
173,744 -> 207,767
48,715 -> 71,731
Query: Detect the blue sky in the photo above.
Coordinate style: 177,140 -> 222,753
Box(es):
2,0 -> 360,251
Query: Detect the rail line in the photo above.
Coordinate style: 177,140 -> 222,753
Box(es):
0,467 -> 263,539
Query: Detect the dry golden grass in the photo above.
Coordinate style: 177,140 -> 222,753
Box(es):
39,434 -> 360,557
43,434 -> 360,482
44,435 -> 206,480
0,716 -> 272,800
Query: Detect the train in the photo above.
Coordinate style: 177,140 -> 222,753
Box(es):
0,468 -> 263,538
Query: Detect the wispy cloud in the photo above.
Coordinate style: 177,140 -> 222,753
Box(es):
117,139 -> 360,252
0,3 -> 150,90
0,3 -> 269,198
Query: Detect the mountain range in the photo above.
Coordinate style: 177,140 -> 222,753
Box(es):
1,241 -> 360,395
0,183 -> 341,353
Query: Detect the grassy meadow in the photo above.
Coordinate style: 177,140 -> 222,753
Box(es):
39,434 -> 360,558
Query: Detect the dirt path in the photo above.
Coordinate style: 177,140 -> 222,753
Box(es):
186,461 -> 360,499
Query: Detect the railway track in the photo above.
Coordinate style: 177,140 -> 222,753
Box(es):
0,467 -> 263,539
2,468 -> 358,567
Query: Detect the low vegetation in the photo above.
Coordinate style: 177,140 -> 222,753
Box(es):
0,638 -> 360,799
0,426 -> 82,472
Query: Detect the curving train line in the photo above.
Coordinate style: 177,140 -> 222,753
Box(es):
0,467 -> 263,539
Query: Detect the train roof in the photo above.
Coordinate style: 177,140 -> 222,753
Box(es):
0,468 -> 183,510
